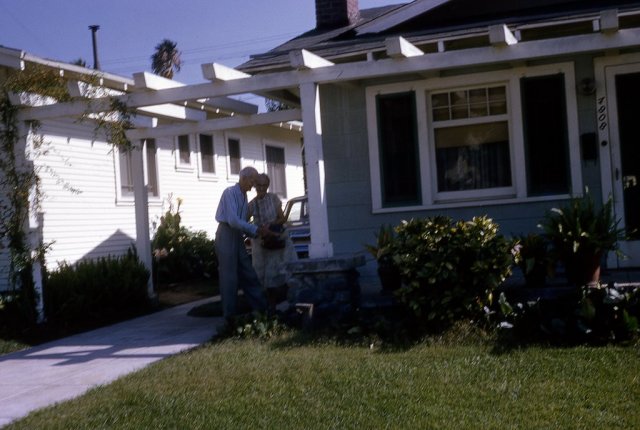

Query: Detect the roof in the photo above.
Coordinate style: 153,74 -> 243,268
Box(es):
238,0 -> 640,74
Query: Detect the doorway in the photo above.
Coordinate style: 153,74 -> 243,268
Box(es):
598,57 -> 640,267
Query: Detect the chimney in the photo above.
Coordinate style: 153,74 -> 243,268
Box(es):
315,0 -> 360,29
88,25 -> 100,70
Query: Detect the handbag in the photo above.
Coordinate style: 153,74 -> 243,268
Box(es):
261,223 -> 286,249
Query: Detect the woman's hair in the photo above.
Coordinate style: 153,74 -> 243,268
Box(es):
256,173 -> 270,185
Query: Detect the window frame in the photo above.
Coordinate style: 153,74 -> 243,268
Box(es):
365,62 -> 582,213
427,84 -> 515,202
115,139 -> 161,205
197,133 -> 218,181
264,142 -> 288,199
225,133 -> 242,179
175,134 -> 194,172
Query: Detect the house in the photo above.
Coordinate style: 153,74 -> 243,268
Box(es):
0,46 -> 304,312
11,0 -> 640,296
234,0 -> 640,286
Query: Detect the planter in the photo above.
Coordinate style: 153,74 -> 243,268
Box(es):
377,261 -> 401,292
565,252 -> 602,287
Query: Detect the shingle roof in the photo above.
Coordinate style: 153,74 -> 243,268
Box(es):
237,0 -> 640,74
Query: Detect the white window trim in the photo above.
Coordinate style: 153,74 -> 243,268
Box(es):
114,141 -> 162,206
175,134 -> 195,172
366,62 -> 582,213
225,132 -> 242,180
262,140 -> 288,198
197,133 -> 218,182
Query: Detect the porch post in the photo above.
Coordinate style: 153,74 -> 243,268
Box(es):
299,82 -> 333,258
23,123 -> 45,323
131,142 -> 155,299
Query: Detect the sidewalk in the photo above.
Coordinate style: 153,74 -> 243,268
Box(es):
0,297 -> 220,427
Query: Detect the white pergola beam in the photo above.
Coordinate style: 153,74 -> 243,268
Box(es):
386,36 -> 424,58
600,9 -> 619,33
18,27 -> 640,122
201,63 -> 251,81
134,71 -> 257,115
289,49 -> 334,70
489,24 -> 518,46
126,108 -> 302,140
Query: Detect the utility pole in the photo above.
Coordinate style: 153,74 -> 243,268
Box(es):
88,25 -> 100,70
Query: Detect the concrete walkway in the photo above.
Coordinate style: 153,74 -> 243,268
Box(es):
0,297 -> 220,427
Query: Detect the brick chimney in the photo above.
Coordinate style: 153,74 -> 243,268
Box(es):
315,0 -> 360,29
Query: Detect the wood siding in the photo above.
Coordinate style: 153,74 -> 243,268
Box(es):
0,119 -> 303,291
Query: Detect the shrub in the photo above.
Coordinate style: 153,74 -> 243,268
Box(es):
390,215 -> 516,332
514,233 -> 552,287
152,198 -> 217,284
43,249 -> 151,327
495,285 -> 640,345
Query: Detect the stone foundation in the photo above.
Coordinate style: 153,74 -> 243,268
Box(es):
283,254 -> 365,327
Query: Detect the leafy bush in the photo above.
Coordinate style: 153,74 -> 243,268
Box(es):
0,290 -> 37,332
390,215 -> 516,332
44,249 -> 151,327
152,198 -> 217,284
495,285 -> 640,345
514,233 -> 552,287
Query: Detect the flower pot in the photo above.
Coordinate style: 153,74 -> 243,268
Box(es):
377,261 -> 401,293
565,252 -> 602,287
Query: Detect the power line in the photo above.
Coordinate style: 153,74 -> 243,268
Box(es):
100,31 -> 298,67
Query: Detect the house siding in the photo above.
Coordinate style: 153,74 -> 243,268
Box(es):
319,53 -> 612,283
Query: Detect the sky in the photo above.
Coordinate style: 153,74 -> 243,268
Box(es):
1,0 -> 406,106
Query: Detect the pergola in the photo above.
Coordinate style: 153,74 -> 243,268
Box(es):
12,9 -> 640,299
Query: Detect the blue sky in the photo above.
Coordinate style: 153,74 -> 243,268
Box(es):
1,0 -> 405,88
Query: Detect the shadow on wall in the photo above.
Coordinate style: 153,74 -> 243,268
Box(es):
78,229 -> 137,262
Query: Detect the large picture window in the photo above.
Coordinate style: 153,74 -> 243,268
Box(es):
366,63 -> 582,212
431,86 -> 511,194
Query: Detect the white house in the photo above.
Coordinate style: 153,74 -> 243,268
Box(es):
0,46 -> 304,306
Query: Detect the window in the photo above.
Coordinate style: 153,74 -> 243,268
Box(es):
366,63 -> 582,212
199,134 -> 216,174
176,134 -> 191,167
521,74 -> 570,196
146,139 -> 159,197
430,86 -> 512,195
119,150 -> 134,197
117,139 -> 159,199
265,145 -> 287,198
228,137 -> 241,175
377,92 -> 421,207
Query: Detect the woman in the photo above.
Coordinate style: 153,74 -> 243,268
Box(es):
248,174 -> 297,307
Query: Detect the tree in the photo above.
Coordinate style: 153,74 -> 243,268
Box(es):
151,39 -> 182,79
71,58 -> 87,67
265,98 -> 293,112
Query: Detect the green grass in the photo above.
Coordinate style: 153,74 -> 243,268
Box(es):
6,334 -> 640,429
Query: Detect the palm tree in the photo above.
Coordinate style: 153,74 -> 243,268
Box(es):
150,39 -> 182,79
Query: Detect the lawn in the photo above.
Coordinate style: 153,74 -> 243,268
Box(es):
5,332 -> 640,429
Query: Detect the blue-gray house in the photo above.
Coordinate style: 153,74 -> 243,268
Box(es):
236,0 -> 640,284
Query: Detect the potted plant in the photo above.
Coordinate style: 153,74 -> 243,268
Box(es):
365,224 -> 401,293
515,233 -> 552,287
539,189 -> 625,287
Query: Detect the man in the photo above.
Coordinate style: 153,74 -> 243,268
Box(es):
215,166 -> 273,322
